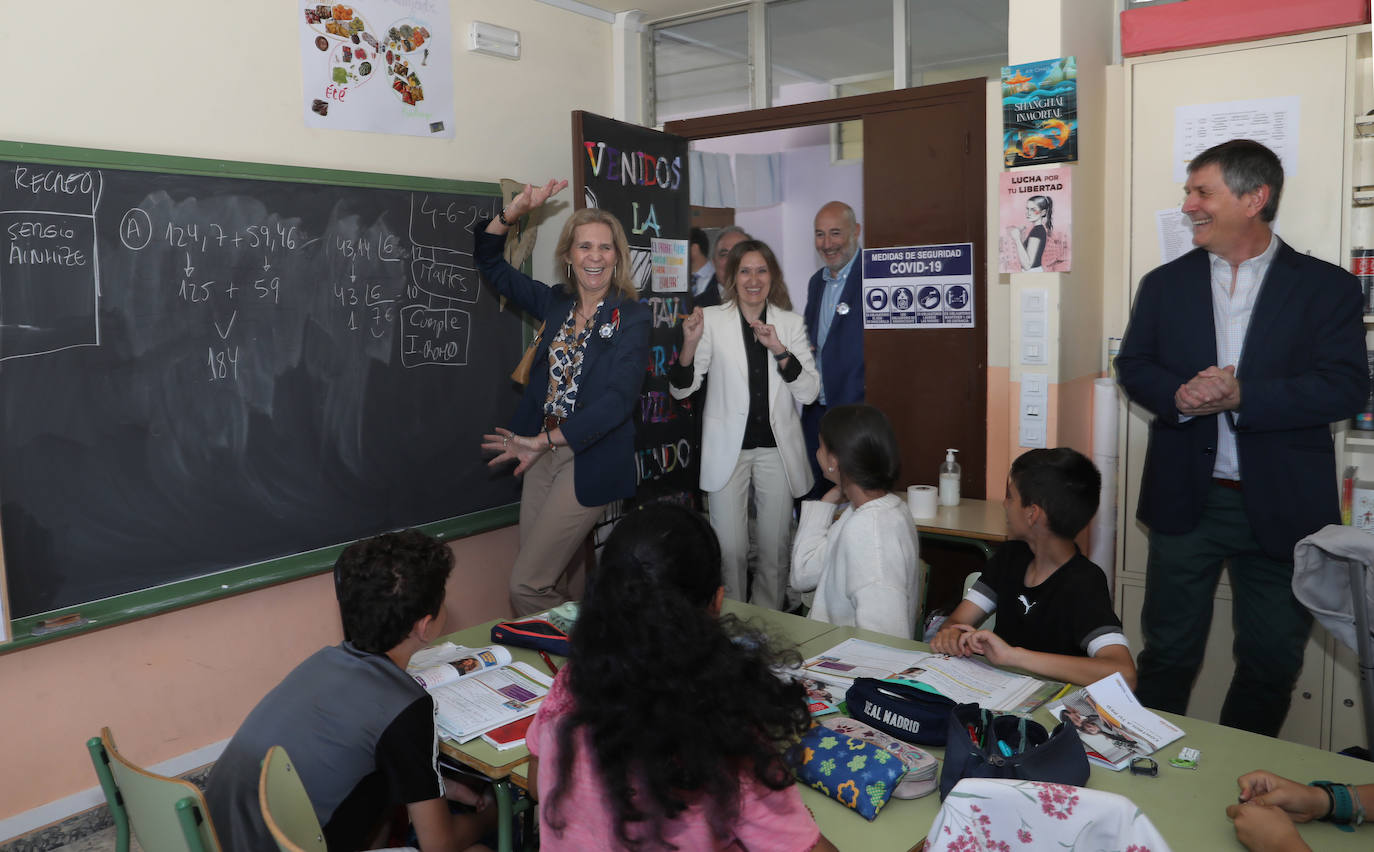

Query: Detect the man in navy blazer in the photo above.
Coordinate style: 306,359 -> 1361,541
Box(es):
802,201 -> 865,496
1116,139 -> 1367,736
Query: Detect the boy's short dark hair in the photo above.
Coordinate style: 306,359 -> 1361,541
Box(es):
335,529 -> 452,653
1009,448 -> 1101,540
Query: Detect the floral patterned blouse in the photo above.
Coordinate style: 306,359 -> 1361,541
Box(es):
543,300 -> 603,419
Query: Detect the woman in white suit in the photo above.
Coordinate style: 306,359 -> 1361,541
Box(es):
669,240 -> 819,609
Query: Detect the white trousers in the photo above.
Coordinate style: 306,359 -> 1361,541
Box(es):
708,446 -> 793,610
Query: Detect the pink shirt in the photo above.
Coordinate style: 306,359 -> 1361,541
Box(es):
527,670 -> 821,852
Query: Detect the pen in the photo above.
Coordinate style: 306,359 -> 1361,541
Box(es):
538,650 -> 560,676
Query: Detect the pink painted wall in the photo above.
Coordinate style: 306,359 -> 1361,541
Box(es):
0,524 -> 519,826
1121,0 -> 1367,57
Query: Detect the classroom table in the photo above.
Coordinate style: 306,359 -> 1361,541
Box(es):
435,604 -> 1374,852
796,624 -> 1374,852
911,497 -> 1007,559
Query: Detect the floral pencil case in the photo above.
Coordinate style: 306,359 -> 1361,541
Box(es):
786,724 -> 905,820
820,715 -> 939,799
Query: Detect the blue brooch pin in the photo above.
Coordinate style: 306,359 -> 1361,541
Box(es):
836,302 -> 850,316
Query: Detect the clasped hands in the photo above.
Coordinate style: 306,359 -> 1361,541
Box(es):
1175,364 -> 1241,417
930,622 -> 1018,668
1226,770 -> 1329,852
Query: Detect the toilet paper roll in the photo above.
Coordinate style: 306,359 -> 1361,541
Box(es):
908,485 -> 938,519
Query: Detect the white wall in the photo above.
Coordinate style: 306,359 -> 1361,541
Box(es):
692,121 -> 863,315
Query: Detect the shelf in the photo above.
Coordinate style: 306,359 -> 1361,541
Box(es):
1345,435 -> 1374,447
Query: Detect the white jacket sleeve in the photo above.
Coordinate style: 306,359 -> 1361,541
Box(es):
790,499 -> 836,592
668,310 -> 715,399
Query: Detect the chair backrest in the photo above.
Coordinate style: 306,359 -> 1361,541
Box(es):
258,745 -> 327,852
88,727 -> 222,852
963,570 -> 996,631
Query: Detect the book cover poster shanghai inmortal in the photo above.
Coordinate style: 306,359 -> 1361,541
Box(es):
1002,57 -> 1077,168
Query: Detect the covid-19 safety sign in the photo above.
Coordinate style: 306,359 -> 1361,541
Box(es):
861,242 -> 974,329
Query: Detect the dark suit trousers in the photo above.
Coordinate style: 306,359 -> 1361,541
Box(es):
1135,483 -> 1313,737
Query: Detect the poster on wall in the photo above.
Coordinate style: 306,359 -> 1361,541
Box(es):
1172,95 -> 1300,182
572,111 -> 695,502
299,1 -> 455,138
999,166 -> 1072,272
862,244 -> 975,329
1001,57 -> 1077,168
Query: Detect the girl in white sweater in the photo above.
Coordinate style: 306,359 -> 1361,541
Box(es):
790,404 -> 921,636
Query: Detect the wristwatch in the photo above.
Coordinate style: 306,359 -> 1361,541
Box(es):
773,350 -> 790,362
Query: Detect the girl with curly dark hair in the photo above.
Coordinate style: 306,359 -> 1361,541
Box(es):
523,502 -> 838,851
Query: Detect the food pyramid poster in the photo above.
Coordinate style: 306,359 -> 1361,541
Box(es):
1001,57 -> 1077,168
300,2 -> 455,138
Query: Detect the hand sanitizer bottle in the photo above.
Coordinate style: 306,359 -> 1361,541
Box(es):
939,449 -> 961,506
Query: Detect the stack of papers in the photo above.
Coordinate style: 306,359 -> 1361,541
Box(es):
1046,672 -> 1184,770
795,638 -> 1063,716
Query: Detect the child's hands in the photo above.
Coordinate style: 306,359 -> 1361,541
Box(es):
931,622 -> 974,656
1236,771 -> 1329,822
1225,799 -> 1309,852
962,629 -> 1018,667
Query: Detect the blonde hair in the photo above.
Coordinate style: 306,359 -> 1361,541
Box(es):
553,208 -> 638,301
721,239 -> 792,311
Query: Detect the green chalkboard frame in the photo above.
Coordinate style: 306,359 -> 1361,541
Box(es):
0,139 -> 523,652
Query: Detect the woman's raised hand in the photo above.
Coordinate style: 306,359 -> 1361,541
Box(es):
508,179 -> 568,219
682,307 -> 704,345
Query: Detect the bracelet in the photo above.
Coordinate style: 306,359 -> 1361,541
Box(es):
545,426 -> 556,453
773,349 -> 790,362
1311,781 -> 1358,826
498,208 -> 514,227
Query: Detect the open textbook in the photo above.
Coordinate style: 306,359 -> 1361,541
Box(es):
797,638 -> 1063,715
1047,672 -> 1184,770
407,642 -> 552,743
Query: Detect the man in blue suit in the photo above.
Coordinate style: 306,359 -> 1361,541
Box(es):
1116,139 -> 1367,736
802,201 -> 865,496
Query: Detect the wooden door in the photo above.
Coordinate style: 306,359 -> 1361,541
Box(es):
863,94 -> 987,498
667,79 -> 988,497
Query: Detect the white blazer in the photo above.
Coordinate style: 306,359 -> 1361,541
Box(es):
670,303 -> 820,496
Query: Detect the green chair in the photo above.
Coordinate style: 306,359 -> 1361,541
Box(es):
257,745 -> 326,852
258,746 -> 419,852
86,727 -> 221,852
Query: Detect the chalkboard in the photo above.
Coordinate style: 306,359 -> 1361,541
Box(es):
571,112 -> 694,501
0,141 -> 524,638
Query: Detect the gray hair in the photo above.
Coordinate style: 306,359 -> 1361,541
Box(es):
1188,139 -> 1284,223
711,225 -> 751,255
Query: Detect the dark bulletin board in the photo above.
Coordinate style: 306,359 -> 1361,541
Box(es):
0,141 -> 524,645
571,111 -> 694,502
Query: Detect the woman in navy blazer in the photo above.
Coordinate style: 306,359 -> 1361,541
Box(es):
478,179 -> 650,615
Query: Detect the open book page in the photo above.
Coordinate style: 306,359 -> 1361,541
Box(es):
430,661 -> 553,743
1047,672 -> 1183,770
408,643 -> 513,689
800,638 -> 1060,714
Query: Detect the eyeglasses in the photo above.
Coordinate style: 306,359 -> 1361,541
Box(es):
1129,757 -> 1159,777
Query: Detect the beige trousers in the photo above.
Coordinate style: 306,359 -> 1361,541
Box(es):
510,449 -> 606,616
707,446 -> 792,610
